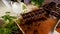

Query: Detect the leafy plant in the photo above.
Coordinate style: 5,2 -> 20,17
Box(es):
5,22 -> 18,31
31,0 -> 44,7
0,27 -> 12,34
0,12 -> 22,34
1,12 -> 17,23
22,3 -> 27,13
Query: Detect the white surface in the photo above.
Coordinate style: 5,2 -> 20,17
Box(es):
2,0 -> 11,8
0,1 -> 17,16
12,2 -> 22,14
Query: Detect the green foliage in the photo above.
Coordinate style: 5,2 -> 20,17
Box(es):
31,0 -> 44,7
0,27 -> 4,34
5,22 -> 18,31
22,3 -> 27,13
0,12 -> 21,34
1,12 -> 17,22
0,27 -> 12,34
4,28 -> 12,34
22,4 -> 26,10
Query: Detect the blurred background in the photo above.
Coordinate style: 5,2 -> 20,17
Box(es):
0,0 -> 60,16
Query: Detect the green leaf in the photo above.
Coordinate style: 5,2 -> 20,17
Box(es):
0,12 -> 21,34
31,0 -> 44,7
1,12 -> 17,23
0,27 -> 4,34
0,27 -> 12,34
11,25 -> 18,31
2,15 -> 8,21
31,0 -> 35,5
4,28 -> 12,34
5,22 -> 18,30
5,22 -> 14,29
22,4 -> 26,10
